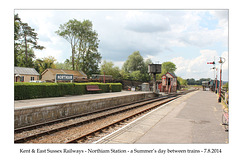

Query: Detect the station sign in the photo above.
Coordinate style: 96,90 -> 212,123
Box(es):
56,74 -> 73,81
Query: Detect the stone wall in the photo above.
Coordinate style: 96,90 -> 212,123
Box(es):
14,92 -> 156,128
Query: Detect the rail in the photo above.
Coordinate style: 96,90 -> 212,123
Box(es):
14,89 -> 195,143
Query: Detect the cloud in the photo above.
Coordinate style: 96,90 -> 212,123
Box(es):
15,10 -> 228,80
124,11 -> 171,33
171,49 -> 229,80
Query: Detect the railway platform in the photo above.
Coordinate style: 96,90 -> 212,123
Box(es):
14,91 -> 156,128
14,91 -> 154,109
95,90 -> 228,144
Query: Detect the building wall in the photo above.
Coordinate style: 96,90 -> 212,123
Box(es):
15,75 -> 39,82
41,70 -> 54,81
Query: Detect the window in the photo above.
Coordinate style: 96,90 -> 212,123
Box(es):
31,77 -> 34,81
20,76 -> 24,82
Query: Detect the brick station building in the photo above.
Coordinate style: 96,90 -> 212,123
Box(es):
41,68 -> 87,82
14,66 -> 40,82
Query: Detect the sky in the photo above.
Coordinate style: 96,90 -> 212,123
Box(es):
15,9 -> 229,81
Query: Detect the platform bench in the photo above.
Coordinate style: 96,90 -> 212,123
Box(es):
86,85 -> 102,91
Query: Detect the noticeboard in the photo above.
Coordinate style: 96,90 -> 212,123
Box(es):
56,74 -> 73,81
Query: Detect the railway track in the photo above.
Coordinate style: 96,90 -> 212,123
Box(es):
14,90 -> 195,143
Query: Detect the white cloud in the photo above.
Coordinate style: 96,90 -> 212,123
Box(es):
124,11 -> 170,33
15,10 -> 228,80
171,49 -> 229,80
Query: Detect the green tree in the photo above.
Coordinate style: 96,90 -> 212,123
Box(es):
123,51 -> 145,73
186,78 -> 196,85
14,14 -> 44,67
55,59 -> 72,70
156,61 -> 177,80
17,47 -> 35,67
56,19 -> 101,77
21,23 -> 44,64
177,77 -> 188,86
14,14 -> 21,66
122,51 -> 152,82
100,60 -> 121,80
130,70 -> 143,81
56,19 -> 80,70
161,61 -> 176,74
34,56 -> 56,75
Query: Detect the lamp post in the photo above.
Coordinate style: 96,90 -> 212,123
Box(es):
211,67 -> 215,91
218,57 -> 225,102
215,67 -> 218,94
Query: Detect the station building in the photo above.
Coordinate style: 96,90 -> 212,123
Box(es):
41,68 -> 87,82
14,66 -> 40,82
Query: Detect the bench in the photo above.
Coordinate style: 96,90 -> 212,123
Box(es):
86,85 -> 102,91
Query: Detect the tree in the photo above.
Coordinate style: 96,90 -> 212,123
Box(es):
123,51 -> 145,73
17,47 -> 35,67
100,60 -> 121,80
34,56 -> 56,75
21,22 -> 44,64
56,19 -> 101,77
161,61 -> 176,74
177,77 -> 188,86
156,61 -> 177,80
56,19 -> 80,70
55,59 -> 72,70
122,51 -> 152,82
14,14 -> 45,67
14,14 -> 21,66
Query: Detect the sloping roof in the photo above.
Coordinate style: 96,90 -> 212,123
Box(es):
164,72 -> 177,78
14,67 -> 40,76
168,72 -> 177,78
41,68 -> 87,78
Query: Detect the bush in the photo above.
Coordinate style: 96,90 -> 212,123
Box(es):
107,83 -> 122,92
14,82 -> 122,100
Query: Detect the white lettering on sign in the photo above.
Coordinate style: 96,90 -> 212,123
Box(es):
56,74 -> 73,80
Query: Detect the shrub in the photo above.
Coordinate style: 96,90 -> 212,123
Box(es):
14,82 -> 122,100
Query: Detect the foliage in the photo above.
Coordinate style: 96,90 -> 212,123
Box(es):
55,59 -> 73,70
156,61 -> 177,80
14,82 -> 122,100
55,19 -> 79,70
56,19 -> 101,76
122,51 -> 152,82
161,61 -> 176,75
186,78 -> 211,85
14,14 -> 45,67
177,77 -> 188,86
100,60 -> 121,80
34,56 -> 57,75
123,51 -> 145,73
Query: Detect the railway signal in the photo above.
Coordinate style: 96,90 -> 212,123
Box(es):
207,61 -> 215,64
207,59 -> 217,92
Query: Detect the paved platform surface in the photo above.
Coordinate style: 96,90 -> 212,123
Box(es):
95,90 -> 228,144
14,91 -> 152,109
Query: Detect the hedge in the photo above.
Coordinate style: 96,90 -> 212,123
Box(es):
14,82 -> 122,100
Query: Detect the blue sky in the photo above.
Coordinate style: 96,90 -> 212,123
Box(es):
15,9 -> 228,81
